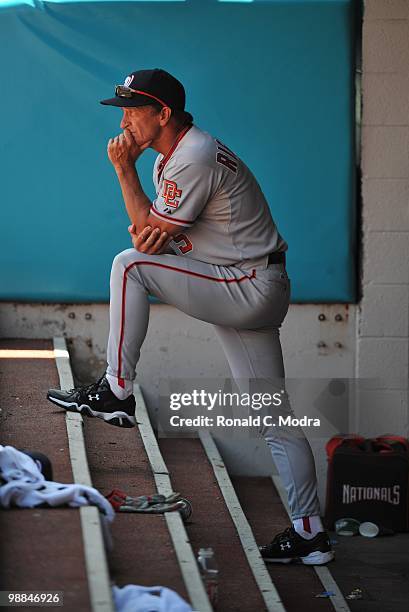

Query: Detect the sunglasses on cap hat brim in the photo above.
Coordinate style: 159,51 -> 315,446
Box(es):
100,85 -> 170,108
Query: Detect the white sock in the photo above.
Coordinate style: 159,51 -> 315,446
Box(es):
106,373 -> 133,400
293,515 -> 324,540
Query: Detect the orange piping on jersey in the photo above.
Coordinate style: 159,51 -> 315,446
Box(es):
149,205 -> 193,227
157,124 -> 193,181
116,260 -> 256,384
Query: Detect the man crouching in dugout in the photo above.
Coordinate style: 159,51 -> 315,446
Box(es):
47,68 -> 334,566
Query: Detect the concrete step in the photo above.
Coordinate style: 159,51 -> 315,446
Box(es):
231,476 -> 334,612
52,337 -> 206,610
9,338 -> 396,612
83,416 -> 190,601
0,339 -> 92,611
9,337 -> 209,611
159,437 -> 270,612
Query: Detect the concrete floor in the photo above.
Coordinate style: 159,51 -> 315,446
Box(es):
327,530 -> 409,611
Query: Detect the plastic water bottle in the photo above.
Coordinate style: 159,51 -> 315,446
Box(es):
197,547 -> 219,607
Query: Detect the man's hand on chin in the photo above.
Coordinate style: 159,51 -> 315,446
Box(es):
107,129 -> 152,172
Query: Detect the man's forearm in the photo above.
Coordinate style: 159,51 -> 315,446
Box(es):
115,165 -> 151,233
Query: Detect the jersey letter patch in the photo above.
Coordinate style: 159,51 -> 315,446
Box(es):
163,179 -> 182,208
216,152 -> 238,174
216,141 -> 238,174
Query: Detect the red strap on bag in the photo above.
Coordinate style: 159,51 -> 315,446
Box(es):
326,434 -> 409,460
326,434 -> 365,461
374,435 -> 409,454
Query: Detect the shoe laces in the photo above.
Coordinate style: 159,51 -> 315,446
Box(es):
271,527 -> 294,545
70,375 -> 106,394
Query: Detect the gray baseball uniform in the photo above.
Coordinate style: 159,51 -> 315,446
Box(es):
150,125 -> 287,266
106,124 -> 320,520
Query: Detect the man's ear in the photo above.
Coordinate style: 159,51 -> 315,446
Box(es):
159,106 -> 172,127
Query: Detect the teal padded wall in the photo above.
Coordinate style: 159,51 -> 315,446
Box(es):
0,0 -> 358,303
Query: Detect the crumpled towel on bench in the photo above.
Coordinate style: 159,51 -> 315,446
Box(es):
113,584 -> 193,612
0,445 -> 114,521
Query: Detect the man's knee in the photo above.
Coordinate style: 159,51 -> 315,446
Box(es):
110,249 -> 141,287
112,248 -> 137,268
110,249 -> 161,289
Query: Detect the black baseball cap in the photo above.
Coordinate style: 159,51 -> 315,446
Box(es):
100,68 -> 187,110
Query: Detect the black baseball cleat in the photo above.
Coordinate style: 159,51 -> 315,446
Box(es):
47,376 -> 136,428
259,527 -> 334,565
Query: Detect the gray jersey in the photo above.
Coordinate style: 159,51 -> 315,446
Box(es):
150,125 -> 287,265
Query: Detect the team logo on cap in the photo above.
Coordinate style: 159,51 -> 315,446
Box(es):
124,75 -> 134,87
162,180 -> 182,209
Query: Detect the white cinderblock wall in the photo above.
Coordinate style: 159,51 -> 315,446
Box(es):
356,0 -> 409,436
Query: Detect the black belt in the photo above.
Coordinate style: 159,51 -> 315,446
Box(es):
268,251 -> 286,265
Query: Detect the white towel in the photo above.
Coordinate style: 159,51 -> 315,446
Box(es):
113,585 -> 193,612
0,445 -> 114,521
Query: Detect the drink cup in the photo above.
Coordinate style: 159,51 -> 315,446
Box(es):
335,517 -> 361,536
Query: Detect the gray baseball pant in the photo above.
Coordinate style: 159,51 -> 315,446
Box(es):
106,248 -> 321,519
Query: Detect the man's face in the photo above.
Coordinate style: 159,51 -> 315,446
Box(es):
120,105 -> 161,148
